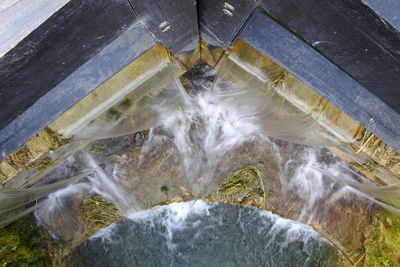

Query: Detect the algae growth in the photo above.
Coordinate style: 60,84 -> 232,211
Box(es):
218,166 -> 267,207
0,216 -> 51,266
80,197 -> 122,234
28,157 -> 53,171
1,127 -> 70,183
0,198 -> 122,267
364,208 -> 400,266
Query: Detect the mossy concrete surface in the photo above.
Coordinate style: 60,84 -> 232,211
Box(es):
218,166 -> 267,207
80,197 -> 122,235
48,43 -> 171,138
364,209 -> 400,267
0,128 -> 69,185
0,216 -> 51,266
0,198 -> 123,266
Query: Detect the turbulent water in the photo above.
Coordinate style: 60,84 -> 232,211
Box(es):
67,201 -> 339,267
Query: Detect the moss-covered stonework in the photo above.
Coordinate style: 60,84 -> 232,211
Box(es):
0,216 -> 51,266
364,209 -> 400,267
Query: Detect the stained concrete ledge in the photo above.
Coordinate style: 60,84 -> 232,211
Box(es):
0,22 -> 157,162
48,44 -> 171,138
238,9 -> 400,153
224,39 -> 400,185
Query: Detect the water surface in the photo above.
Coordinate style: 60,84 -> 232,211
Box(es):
68,201 -> 339,266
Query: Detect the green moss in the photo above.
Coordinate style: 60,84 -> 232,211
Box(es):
218,166 -> 258,195
364,209 -> 400,267
28,157 -> 53,171
218,166 -> 267,207
80,197 -> 122,233
349,161 -> 378,175
45,127 -> 70,151
117,99 -> 132,110
0,216 -> 51,266
179,76 -> 191,86
240,187 -> 264,203
87,143 -> 107,155
105,108 -> 122,121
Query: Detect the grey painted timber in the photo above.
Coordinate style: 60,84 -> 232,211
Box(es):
0,0 -> 70,58
199,0 -> 257,48
129,0 -> 199,54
